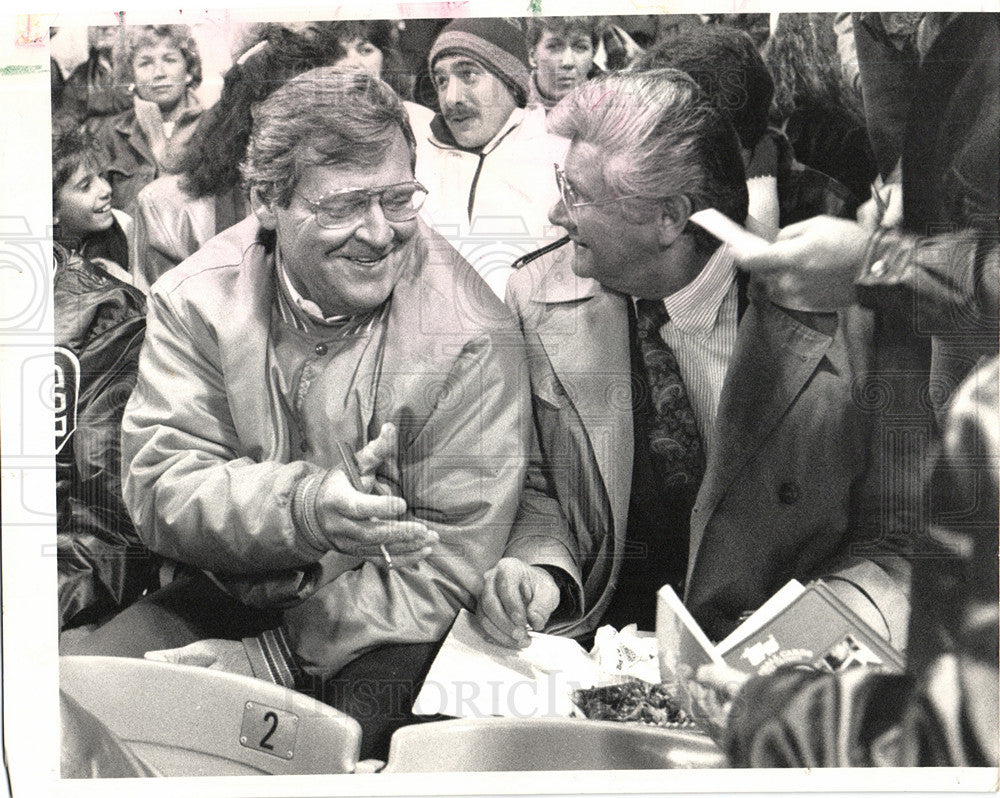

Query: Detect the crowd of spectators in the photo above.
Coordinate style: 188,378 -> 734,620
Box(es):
51,12 -> 996,772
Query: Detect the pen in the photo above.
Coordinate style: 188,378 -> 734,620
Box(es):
336,441 -> 394,567
870,182 -> 887,225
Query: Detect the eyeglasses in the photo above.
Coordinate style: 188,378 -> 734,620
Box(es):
553,164 -> 645,225
295,181 -> 429,229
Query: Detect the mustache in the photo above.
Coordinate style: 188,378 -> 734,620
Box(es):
443,102 -> 477,117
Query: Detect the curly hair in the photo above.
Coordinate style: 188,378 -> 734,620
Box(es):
177,26 -> 349,198
112,24 -> 202,90
763,13 -> 864,122
241,68 -> 416,208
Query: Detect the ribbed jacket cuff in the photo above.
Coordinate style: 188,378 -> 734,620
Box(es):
291,473 -> 326,553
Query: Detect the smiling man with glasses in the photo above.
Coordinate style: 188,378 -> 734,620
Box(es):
70,68 -> 530,760
476,69 -> 912,666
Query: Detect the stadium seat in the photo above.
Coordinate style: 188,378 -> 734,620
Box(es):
382,716 -> 728,771
60,655 -> 362,776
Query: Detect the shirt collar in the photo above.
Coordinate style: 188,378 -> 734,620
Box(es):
661,245 -> 737,336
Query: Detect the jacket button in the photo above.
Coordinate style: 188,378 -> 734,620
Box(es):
778,481 -> 800,504
314,343 -> 327,356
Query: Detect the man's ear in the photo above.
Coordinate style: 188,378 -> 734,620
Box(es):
528,46 -> 537,69
250,187 -> 277,230
656,195 -> 693,248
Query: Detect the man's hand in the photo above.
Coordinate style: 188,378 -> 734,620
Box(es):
144,639 -> 253,678
315,423 -> 438,568
735,216 -> 870,312
475,559 -> 561,648
680,663 -> 751,744
857,182 -> 903,231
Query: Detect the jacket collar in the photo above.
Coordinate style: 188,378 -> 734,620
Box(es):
522,238 -> 603,304
112,89 -> 203,138
427,106 -> 526,157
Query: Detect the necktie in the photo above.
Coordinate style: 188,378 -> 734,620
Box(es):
634,299 -> 705,491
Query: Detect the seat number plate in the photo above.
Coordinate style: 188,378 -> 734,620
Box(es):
239,701 -> 299,760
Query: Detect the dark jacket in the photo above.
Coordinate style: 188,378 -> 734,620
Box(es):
772,129 -> 859,226
54,243 -> 157,631
93,94 -> 203,213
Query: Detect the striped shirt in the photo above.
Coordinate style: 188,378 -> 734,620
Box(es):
654,244 -> 739,457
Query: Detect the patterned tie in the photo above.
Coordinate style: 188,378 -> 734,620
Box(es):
634,299 -> 705,491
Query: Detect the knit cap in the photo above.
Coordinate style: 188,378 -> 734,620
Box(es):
428,17 -> 530,107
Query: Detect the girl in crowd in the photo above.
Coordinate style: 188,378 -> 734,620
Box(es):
131,20 -> 432,292
93,25 -> 203,213
52,127 -> 132,285
524,16 -> 601,110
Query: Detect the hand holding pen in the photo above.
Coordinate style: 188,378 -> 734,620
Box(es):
311,423 -> 438,570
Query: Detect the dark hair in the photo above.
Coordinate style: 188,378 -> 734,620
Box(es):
632,25 -> 773,151
178,27 -> 348,198
549,69 -> 748,250
242,68 -> 416,208
763,13 -> 864,122
525,16 -> 603,50
322,19 -> 411,99
112,24 -> 202,90
52,127 -> 106,197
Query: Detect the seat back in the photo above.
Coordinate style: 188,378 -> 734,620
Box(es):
60,656 -> 361,776
383,717 -> 727,771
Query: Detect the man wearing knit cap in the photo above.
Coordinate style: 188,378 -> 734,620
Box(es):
414,17 -> 569,299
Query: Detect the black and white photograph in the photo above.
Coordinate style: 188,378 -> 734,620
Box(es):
0,2 -> 997,795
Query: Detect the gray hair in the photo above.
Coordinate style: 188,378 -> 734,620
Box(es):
241,67 -> 416,207
548,68 -> 748,236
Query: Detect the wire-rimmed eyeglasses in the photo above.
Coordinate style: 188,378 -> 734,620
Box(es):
553,164 -> 645,225
295,181 -> 429,229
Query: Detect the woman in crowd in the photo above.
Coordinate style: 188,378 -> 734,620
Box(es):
524,16 -> 601,111
93,24 -> 203,214
130,20 -> 431,292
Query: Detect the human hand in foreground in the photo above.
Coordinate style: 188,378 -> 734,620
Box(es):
856,181 -> 903,231
475,559 -> 561,648
315,422 -> 438,569
735,216 -> 870,312
680,663 -> 751,744
144,639 -> 253,678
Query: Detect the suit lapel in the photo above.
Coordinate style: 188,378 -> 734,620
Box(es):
527,248 -> 634,558
688,297 -> 837,576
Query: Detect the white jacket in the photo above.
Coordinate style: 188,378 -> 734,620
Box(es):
414,105 -> 569,299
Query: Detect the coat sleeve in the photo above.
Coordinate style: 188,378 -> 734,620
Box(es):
497,278 -> 587,622
803,306 -> 917,648
856,227 -> 999,339
121,284 -> 330,574
280,328 -> 532,676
